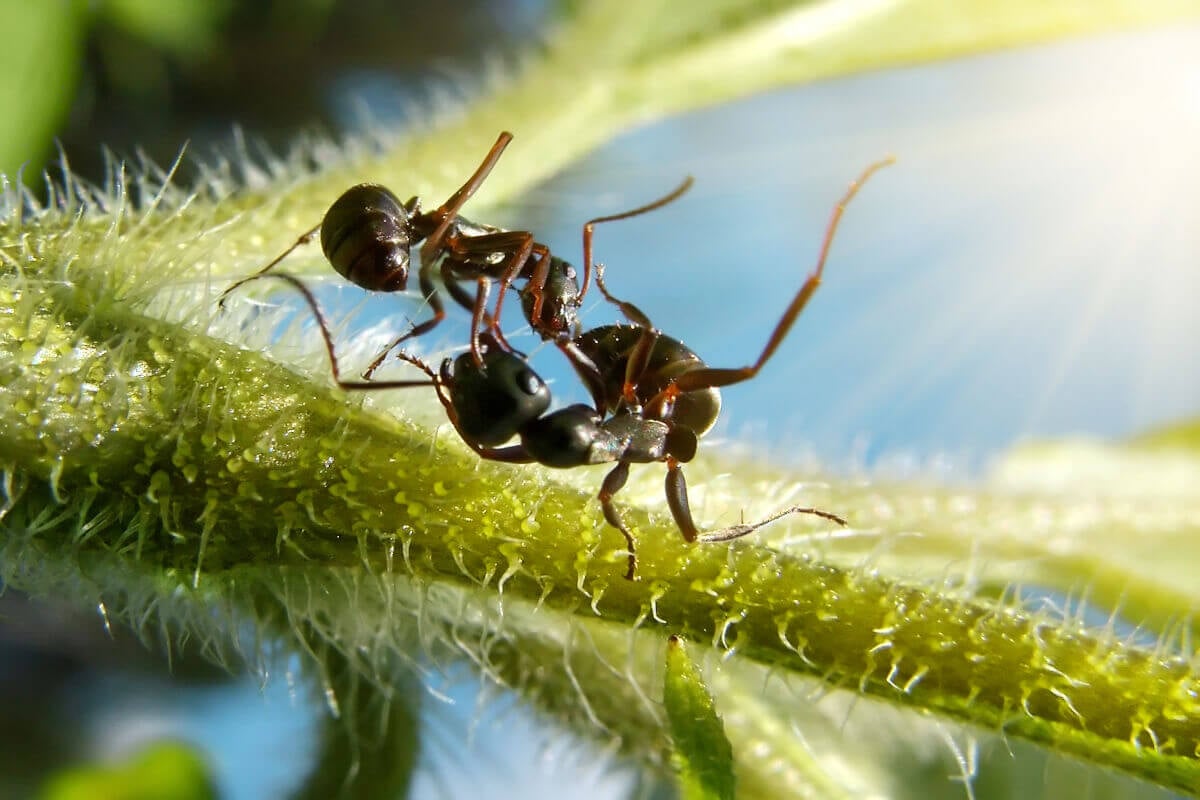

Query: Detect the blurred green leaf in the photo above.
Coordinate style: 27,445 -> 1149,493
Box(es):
39,741 -> 217,800
1128,417 -> 1200,452
0,1 -> 87,180
100,0 -> 232,58
664,637 -> 737,800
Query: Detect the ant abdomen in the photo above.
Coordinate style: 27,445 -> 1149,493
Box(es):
320,183 -> 414,292
572,325 -> 721,438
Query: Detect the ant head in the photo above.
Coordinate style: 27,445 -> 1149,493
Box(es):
444,348 -> 550,447
520,257 -> 581,339
320,184 -> 414,293
520,405 -> 603,469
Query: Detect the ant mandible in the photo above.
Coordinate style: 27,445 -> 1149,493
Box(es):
392,157 -> 894,579
218,131 -> 691,380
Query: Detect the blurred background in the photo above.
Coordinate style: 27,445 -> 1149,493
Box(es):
2,1 -> 1199,797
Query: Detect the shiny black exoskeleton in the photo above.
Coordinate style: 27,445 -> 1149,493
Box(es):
408,337 -> 839,581
408,156 -> 894,579
218,131 -> 691,386
222,140 -> 891,579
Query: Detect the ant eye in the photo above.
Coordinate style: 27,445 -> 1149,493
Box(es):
516,367 -> 542,397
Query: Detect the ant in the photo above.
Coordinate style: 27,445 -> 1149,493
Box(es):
388,157 -> 894,579
398,337 -> 844,581
218,131 -> 691,381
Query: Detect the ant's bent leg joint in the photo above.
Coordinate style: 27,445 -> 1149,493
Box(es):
664,459 -> 700,543
599,461 -> 638,580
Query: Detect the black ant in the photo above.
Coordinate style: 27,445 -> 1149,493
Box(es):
218,131 -> 691,380
390,157 -> 894,579
397,338 -> 842,580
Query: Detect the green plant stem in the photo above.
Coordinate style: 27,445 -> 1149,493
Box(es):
4,291 -> 1200,792
4,1 -> 1200,796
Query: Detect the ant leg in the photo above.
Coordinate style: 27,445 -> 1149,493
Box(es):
477,234 -> 533,359
664,458 -> 700,543
496,240 -> 548,330
663,157 -> 894,397
581,176 -> 693,304
419,132 -> 514,267
557,340 -> 608,413
361,338 -> 399,381
664,458 -> 846,545
696,506 -> 847,541
432,257 -> 518,355
598,461 -> 639,580
621,327 -> 660,406
240,273 -> 434,391
450,230 -> 537,340
360,253 -> 447,380
442,230 -> 538,355
525,245 -> 553,326
595,264 -> 653,328
218,223 -> 321,308
468,277 -> 492,366
594,263 -> 664,406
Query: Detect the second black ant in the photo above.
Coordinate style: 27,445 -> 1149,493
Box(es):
387,157 -> 893,579
218,131 -> 690,379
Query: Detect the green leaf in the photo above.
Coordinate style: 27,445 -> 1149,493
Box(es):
664,636 -> 737,800
1128,417 -> 1200,452
100,0 -> 233,58
39,741 -> 217,800
0,1 -> 88,180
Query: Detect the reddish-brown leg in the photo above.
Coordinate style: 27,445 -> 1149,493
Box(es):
468,277 -> 491,365
440,229 -> 538,358
218,223 -> 321,308
239,273 -> 435,391
653,157 -> 894,402
594,264 -> 653,328
498,241 -> 550,331
359,252 -> 447,380
418,131 -> 514,268
580,176 -> 694,305
467,231 -> 536,346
